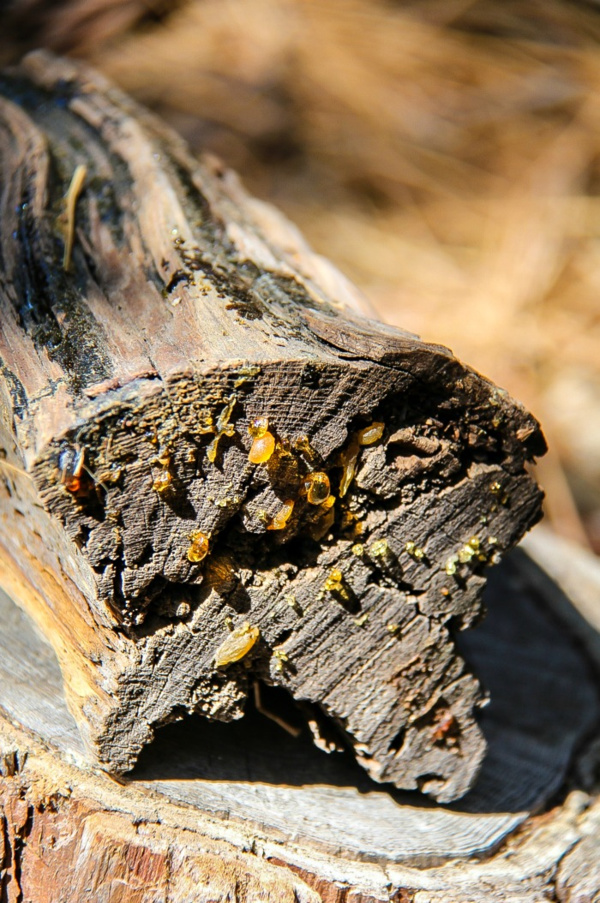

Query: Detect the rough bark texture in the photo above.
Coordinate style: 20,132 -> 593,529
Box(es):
0,51 -> 546,801
0,537 -> 599,902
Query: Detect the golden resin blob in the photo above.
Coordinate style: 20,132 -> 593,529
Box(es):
304,471 -> 331,505
215,623 -> 260,667
248,418 -> 275,463
268,499 -> 295,531
187,530 -> 210,563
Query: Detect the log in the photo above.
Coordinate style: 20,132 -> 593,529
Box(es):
0,537 -> 599,901
0,50 -> 546,802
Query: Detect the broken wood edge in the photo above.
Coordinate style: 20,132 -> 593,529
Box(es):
0,49 -> 546,801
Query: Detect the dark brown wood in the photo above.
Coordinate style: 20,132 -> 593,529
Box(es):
0,50 -> 546,802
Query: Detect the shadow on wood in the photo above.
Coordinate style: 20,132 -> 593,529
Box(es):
0,545 -> 597,876
128,551 -> 600,818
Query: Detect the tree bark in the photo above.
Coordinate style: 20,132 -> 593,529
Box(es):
0,50 -> 546,802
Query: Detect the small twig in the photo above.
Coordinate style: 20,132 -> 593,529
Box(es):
0,459 -> 32,479
253,681 -> 302,738
62,164 -> 87,272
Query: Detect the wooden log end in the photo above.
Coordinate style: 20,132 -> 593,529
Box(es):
0,50 -> 546,802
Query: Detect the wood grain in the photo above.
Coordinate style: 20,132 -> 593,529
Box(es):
0,50 -> 546,801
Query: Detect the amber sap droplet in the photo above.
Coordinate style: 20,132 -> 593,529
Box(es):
60,448 -> 86,495
249,432 -> 276,464
63,471 -> 82,494
156,450 -> 171,467
248,417 -> 269,439
445,555 -> 459,576
152,470 -> 172,493
215,623 -> 260,667
404,540 -> 425,561
309,495 -> 335,540
248,418 -> 275,464
187,530 -> 210,563
324,569 -> 344,592
339,440 -> 359,498
323,568 -> 351,603
358,422 -> 385,446
294,434 -> 317,462
268,499 -> 294,531
305,472 -> 331,505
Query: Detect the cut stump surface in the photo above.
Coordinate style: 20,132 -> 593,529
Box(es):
0,536 -> 599,901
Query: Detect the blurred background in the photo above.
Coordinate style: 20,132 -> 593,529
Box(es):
2,0 -> 599,552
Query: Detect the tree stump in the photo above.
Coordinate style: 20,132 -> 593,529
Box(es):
0,51 -> 546,803
0,532 -> 599,901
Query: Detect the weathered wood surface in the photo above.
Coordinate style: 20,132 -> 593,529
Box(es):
0,50 -> 546,801
0,537 -> 599,901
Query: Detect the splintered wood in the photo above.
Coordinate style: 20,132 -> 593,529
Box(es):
0,51 -> 546,802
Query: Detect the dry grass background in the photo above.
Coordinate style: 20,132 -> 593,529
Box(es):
3,0 -> 600,551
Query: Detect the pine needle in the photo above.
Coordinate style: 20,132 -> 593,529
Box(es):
62,164 -> 87,272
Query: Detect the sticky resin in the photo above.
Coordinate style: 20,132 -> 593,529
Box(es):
215,623 -> 260,667
152,470 -> 172,493
60,447 -> 86,495
339,439 -> 359,498
357,422 -> 385,446
304,471 -> 331,505
187,530 -> 210,563
267,499 -> 295,531
248,418 -> 276,464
